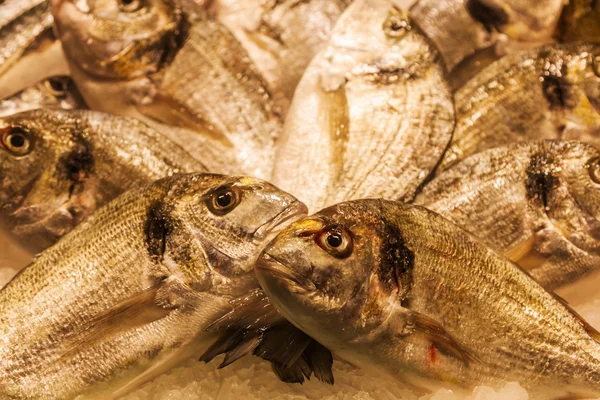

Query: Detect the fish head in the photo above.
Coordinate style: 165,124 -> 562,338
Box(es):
255,200 -> 402,342
0,110 -> 98,248
166,175 -> 308,277
539,142 -> 600,254
51,0 -> 181,80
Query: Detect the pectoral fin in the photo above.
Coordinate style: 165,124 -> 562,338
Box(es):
60,278 -> 177,360
137,93 -> 233,149
391,307 -> 478,367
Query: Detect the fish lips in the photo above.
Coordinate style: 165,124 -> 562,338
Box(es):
253,201 -> 308,242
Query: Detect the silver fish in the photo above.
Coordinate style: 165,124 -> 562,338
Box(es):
51,0 -> 283,179
271,0 -> 454,212
411,0 -> 564,87
0,109 -> 204,251
439,43 -> 600,173
0,76 -> 84,117
255,199 -> 600,396
417,140 -> 600,292
211,0 -> 352,111
0,173 -> 307,399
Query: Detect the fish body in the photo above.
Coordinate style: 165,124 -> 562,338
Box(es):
211,0 -> 351,111
256,199 -> 600,396
51,0 -> 282,179
0,1 -> 53,76
0,109 -> 205,251
0,76 -> 84,117
417,140 -> 600,292
271,0 -> 454,211
0,173 -> 306,399
439,43 -> 600,172
411,0 -> 564,85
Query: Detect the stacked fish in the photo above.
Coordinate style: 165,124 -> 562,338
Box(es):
2,0 -> 600,398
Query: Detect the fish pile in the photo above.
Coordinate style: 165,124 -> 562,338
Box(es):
2,0 -> 600,398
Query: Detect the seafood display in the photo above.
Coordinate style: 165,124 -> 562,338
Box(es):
2,0 -> 600,398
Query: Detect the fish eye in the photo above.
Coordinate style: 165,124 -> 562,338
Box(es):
207,186 -> 241,215
1,127 -> 33,156
316,225 -> 353,259
118,0 -> 143,12
44,78 -> 70,98
588,157 -> 600,184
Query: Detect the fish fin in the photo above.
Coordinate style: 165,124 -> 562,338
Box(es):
551,293 -> 600,343
60,278 -> 177,358
410,311 -> 479,367
270,358 -> 311,384
205,288 -> 286,332
137,93 -> 233,148
303,340 -> 334,385
219,333 -> 262,368
253,323 -> 312,368
199,329 -> 245,364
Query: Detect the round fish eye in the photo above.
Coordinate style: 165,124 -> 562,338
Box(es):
588,157 -> 600,184
207,186 -> 241,215
316,225 -> 353,259
118,0 -> 143,12
1,127 -> 33,156
44,78 -> 70,98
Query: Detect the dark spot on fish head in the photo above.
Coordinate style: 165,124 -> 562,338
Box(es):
145,200 -> 172,262
525,152 -> 559,209
465,0 -> 509,33
377,217 -> 414,301
57,134 -> 94,193
540,72 -> 578,111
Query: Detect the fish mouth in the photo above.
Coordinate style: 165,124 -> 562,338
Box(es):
253,201 -> 308,241
255,253 -> 304,286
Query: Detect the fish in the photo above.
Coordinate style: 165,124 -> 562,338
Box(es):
0,1 -> 71,100
557,0 -> 600,43
0,76 -> 84,117
0,108 -> 205,252
416,140 -> 600,293
410,0 -> 564,87
210,0 -> 352,111
254,198 -> 600,397
270,0 -> 454,212
51,0 -> 283,179
0,173 -> 308,399
438,43 -> 600,173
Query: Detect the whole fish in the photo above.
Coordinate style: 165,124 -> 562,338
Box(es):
51,0 -> 283,179
211,0 -> 352,111
439,43 -> 600,172
557,0 -> 600,43
0,109 -> 204,251
411,0 -> 563,87
255,199 -> 600,396
0,173 -> 307,399
271,0 -> 454,211
0,76 -> 84,117
417,140 -> 600,292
